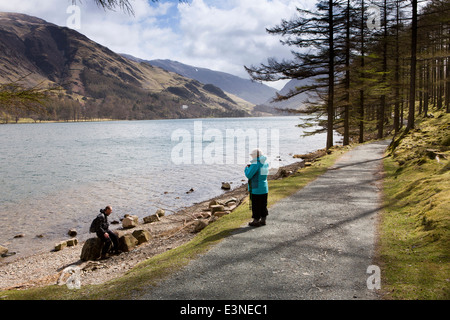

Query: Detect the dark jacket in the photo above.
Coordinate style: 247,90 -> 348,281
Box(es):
90,212 -> 109,237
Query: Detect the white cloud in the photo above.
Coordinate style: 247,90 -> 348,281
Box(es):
0,0 -> 313,88
0,0 -> 69,25
175,0 -> 304,78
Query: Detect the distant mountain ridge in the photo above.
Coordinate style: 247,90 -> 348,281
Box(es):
266,78 -> 314,111
0,12 -> 259,120
142,58 -> 278,105
123,56 -> 309,111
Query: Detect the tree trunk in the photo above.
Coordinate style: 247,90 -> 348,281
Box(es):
393,0 -> 401,133
378,0 -> 388,139
359,0 -> 365,143
327,0 -> 334,150
343,0 -> 351,146
407,0 -> 417,131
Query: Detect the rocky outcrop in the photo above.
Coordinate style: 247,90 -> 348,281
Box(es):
68,229 -> 78,237
143,209 -> 165,224
193,220 -> 209,233
0,245 -> 8,256
213,211 -> 230,218
221,182 -> 231,190
122,215 -> 139,229
66,239 -> 78,247
118,234 -> 138,253
132,229 -> 151,245
155,209 -> 165,217
143,214 -> 160,224
54,238 -> 78,252
210,205 -> 225,214
80,238 -> 104,261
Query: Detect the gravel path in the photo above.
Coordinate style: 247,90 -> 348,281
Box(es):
135,140 -> 390,300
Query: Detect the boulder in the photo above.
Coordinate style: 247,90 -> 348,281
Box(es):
155,209 -> 165,217
225,197 -> 237,205
118,234 -> 138,252
226,202 -> 237,209
132,229 -> 151,245
143,214 -> 160,224
208,216 -> 219,224
122,215 -> 139,229
193,212 -> 204,219
68,229 -> 78,237
66,238 -> 78,247
209,199 -> 225,207
115,230 -> 125,238
213,211 -> 231,218
54,241 -> 67,252
210,205 -> 225,214
1,251 -> 16,258
279,169 -> 289,177
0,245 -> 8,256
209,200 -> 218,207
80,238 -> 104,261
221,182 -> 231,190
199,212 -> 212,219
193,220 -> 209,233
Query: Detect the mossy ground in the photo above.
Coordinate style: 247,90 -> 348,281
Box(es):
379,110 -> 450,300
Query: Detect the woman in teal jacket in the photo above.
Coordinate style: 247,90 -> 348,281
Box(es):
245,148 -> 269,227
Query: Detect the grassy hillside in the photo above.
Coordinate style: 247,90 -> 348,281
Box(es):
379,110 -> 450,299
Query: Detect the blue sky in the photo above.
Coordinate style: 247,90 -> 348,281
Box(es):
0,0 -> 314,89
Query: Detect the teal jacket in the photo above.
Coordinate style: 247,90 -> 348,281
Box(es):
245,156 -> 269,195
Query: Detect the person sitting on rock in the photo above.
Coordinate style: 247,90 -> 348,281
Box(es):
90,205 -> 120,259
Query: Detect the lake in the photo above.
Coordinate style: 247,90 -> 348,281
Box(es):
0,116 -> 341,260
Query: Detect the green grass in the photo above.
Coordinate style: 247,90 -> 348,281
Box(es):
0,145 -> 349,300
379,110 -> 450,300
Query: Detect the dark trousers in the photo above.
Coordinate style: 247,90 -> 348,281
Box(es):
251,193 -> 268,220
97,230 -> 119,254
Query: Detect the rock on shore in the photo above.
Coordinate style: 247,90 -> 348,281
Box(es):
0,245 -> 8,256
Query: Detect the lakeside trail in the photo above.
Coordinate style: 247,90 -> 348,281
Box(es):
134,140 -> 390,300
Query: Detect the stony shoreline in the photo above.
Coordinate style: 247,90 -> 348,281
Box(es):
0,159 -> 309,292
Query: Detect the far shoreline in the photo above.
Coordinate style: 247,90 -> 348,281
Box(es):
0,114 -> 294,125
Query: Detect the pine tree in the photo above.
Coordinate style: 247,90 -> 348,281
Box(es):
407,0 -> 418,131
246,0 -> 344,150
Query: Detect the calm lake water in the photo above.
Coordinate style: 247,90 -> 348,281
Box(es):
0,116 -> 341,261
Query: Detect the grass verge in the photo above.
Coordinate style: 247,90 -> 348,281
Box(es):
0,145 -> 350,300
379,110 -> 450,299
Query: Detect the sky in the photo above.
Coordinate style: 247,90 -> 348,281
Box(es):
0,0 -> 315,90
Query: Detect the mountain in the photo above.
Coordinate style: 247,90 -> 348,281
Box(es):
141,58 -> 278,105
266,79 -> 315,111
132,57 -> 309,112
0,12 -> 256,120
